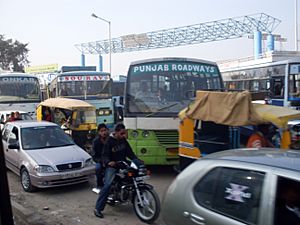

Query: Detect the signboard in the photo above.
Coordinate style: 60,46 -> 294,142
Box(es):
121,34 -> 150,48
58,75 -> 110,82
0,77 -> 37,83
25,64 -> 59,74
132,62 -> 218,75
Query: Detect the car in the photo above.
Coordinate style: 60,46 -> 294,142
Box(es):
162,148 -> 300,225
1,121 -> 95,192
0,110 -> 34,130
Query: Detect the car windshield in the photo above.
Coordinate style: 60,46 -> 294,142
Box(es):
21,126 -> 75,150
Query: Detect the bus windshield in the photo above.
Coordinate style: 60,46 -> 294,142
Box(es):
127,61 -> 223,114
0,76 -> 40,103
57,73 -> 112,98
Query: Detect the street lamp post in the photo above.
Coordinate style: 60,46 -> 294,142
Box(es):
91,13 -> 112,76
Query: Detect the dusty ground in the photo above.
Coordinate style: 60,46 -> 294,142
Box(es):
7,166 -> 177,225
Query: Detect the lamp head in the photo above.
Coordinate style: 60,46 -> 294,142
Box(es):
91,13 -> 98,18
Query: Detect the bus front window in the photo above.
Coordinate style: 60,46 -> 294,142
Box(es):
86,80 -> 111,97
0,77 -> 40,102
128,65 -> 222,114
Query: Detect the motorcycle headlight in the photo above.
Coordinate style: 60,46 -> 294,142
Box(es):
35,165 -> 55,173
85,158 -> 94,167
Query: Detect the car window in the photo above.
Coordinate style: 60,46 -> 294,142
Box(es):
274,177 -> 300,225
194,167 -> 265,224
8,126 -> 19,144
2,124 -> 13,142
21,126 -> 74,150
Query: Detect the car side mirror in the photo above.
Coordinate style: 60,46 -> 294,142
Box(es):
8,142 -> 20,150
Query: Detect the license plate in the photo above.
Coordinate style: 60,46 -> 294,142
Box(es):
61,172 -> 81,179
135,175 -> 150,181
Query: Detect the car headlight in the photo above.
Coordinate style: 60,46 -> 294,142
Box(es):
35,165 -> 55,173
85,158 -> 94,167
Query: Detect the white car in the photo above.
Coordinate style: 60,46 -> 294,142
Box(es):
0,110 -> 33,130
2,121 -> 95,192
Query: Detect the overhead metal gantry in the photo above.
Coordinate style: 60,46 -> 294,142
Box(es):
75,13 -> 281,55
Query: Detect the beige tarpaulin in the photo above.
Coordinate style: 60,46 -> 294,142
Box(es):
180,91 -> 300,128
38,97 -> 96,111
253,103 -> 300,128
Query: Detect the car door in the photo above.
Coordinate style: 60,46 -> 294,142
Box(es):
3,125 -> 20,173
185,165 -> 267,225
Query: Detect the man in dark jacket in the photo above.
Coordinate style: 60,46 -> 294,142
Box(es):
94,123 -> 137,218
91,123 -> 108,194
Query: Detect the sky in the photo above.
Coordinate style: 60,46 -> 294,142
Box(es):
0,0 -> 297,79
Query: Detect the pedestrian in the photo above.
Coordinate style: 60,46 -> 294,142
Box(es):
6,112 -> 15,123
53,108 -> 65,125
94,123 -> 138,219
14,111 -> 23,120
44,108 -> 52,122
91,123 -> 109,194
246,124 -> 275,148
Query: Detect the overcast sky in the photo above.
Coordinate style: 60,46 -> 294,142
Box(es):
0,0 -> 297,78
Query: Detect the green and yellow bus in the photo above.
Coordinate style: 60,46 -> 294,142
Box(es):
124,57 -> 224,165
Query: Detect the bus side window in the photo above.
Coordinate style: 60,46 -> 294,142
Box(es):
274,82 -> 283,97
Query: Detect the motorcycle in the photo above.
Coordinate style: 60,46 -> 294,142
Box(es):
107,159 -> 161,224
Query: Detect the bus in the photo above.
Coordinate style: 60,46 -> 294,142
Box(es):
0,73 -> 41,118
112,79 -> 126,123
48,71 -> 115,128
219,53 -> 300,108
124,57 -> 224,165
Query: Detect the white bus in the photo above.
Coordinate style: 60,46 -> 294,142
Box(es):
0,73 -> 41,118
219,52 -> 300,109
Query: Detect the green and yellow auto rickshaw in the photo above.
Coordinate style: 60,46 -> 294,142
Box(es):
36,97 -> 97,153
178,90 -> 300,170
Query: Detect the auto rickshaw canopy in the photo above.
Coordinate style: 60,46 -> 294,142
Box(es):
38,97 -> 96,111
179,91 -> 300,129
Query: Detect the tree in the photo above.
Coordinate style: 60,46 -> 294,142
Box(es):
0,35 -> 29,72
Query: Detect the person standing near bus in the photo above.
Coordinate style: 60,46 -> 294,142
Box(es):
14,111 -> 23,120
91,123 -> 109,194
6,112 -> 15,123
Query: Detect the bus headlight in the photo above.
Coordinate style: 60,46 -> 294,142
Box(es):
142,130 -> 150,138
141,148 -> 147,154
131,130 -> 138,138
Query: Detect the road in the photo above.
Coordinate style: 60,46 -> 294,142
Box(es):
7,165 -> 177,225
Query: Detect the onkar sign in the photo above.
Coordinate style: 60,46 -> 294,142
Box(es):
58,75 -> 110,82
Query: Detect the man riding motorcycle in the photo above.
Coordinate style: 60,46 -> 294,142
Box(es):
94,123 -> 138,219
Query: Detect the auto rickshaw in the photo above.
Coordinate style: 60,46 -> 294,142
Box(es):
178,90 -> 300,170
36,97 -> 97,153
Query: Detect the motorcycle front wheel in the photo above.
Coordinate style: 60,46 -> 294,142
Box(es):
133,188 -> 161,224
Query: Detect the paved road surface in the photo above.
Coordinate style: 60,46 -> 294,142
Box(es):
7,165 -> 177,225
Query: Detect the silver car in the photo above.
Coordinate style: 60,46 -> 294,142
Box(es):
162,149 -> 300,225
2,121 -> 95,192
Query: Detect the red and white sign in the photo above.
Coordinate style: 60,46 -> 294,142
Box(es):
59,75 -> 110,82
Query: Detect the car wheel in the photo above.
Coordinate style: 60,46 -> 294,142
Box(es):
20,168 -> 36,192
